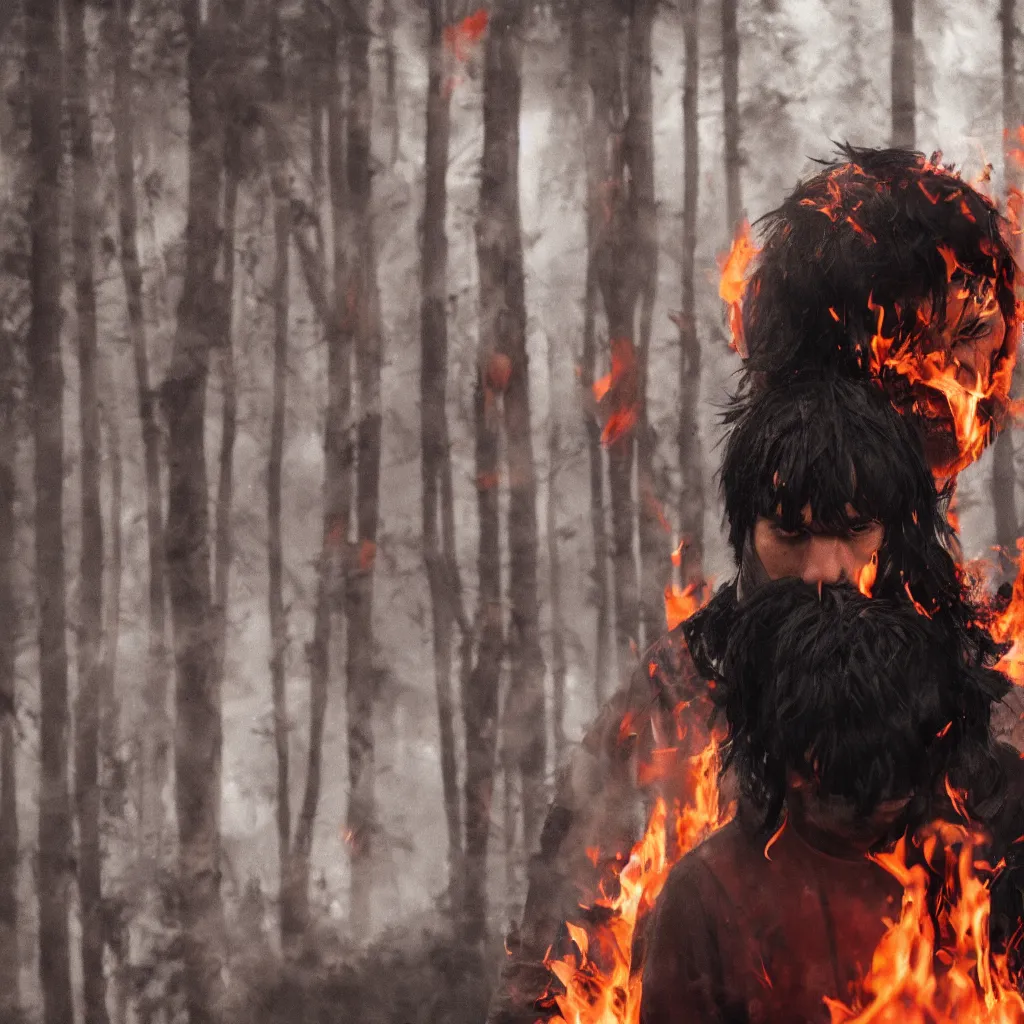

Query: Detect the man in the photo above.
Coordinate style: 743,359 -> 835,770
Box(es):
488,377 -> 1004,1023
487,147 -> 1020,1021
741,145 -> 1018,478
641,580 -> 1023,1023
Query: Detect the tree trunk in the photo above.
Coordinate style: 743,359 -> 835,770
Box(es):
721,0 -> 742,234
212,112 -> 240,694
462,358 -> 504,951
479,0 -> 547,856
546,333 -> 567,762
68,0 -> 110,1017
166,2 -> 227,1019
99,373 -> 124,815
994,0 -> 1018,556
265,9 -> 293,951
111,0 -> 170,863
344,0 -> 383,938
422,0 -> 464,905
678,0 -> 705,586
381,0 -> 400,167
574,14 -> 610,708
27,0 -> 75,1019
630,0 -> 664,649
0,714 -> 16,1019
891,0 -> 915,148
0,326 -> 19,1019
276,8 -> 350,941
589,0 -> 640,671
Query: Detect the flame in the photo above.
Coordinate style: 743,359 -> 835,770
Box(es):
545,736 -> 735,1024
594,337 -> 639,447
826,826 -> 1024,1023
665,579 -> 712,631
858,552 -> 879,598
866,289 -> 1013,477
992,539 -> 1024,685
718,220 -> 758,358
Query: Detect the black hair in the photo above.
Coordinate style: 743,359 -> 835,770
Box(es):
741,145 -> 1017,432
715,580 -> 1009,836
720,375 -> 942,567
685,375 -> 1004,679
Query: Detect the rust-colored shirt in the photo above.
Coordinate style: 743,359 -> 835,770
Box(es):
640,817 -> 903,1024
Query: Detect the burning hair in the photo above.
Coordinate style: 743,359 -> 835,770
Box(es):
716,580 -> 1009,837
744,144 -> 1016,378
685,376 -> 1002,675
741,145 -> 1017,447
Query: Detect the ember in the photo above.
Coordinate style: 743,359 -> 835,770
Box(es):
443,7 -> 488,62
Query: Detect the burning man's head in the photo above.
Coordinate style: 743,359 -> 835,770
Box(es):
741,144 -> 1018,478
721,375 -> 947,593
717,580 -> 1009,842
684,376 -> 1002,679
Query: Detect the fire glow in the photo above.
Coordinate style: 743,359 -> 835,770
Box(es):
992,539 -> 1024,686
826,824 -> 1024,1023
718,220 -> 758,358
544,736 -> 735,1024
593,337 -> 639,447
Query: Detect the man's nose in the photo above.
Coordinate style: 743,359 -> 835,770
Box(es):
800,536 -> 849,585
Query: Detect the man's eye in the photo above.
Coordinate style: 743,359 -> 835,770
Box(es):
849,520 -> 878,536
773,525 -> 807,541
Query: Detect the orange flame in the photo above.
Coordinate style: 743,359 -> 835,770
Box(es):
665,579 -> 712,631
992,539 -> 1024,685
866,290 -> 1013,477
718,220 -> 758,358
826,826 -> 1024,1023
594,337 -> 639,447
858,552 -> 878,598
545,737 -> 735,1024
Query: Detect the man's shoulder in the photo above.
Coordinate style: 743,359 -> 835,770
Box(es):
661,820 -> 749,902
632,624 -> 707,709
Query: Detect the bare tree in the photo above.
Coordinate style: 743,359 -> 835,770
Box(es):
342,0 -> 385,938
631,0 -> 665,648
546,330 -> 568,761
478,0 -> 547,858
994,0 -> 1018,556
110,0 -> 171,863
67,0 -> 110,1017
0,326 -> 19,1019
263,5 -> 294,951
421,0 -> 468,906
721,0 -> 742,233
26,0 -> 75,1019
464,373 -> 503,952
165,0 -> 229,1017
891,0 -> 915,148
381,0 -> 400,166
277,0 -> 356,941
572,15 -> 610,706
677,0 -> 704,585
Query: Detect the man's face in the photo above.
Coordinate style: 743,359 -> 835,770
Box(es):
752,502 -> 884,585
887,278 -> 1010,478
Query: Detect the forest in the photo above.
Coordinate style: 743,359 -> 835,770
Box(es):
1,0 -> 1023,1021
